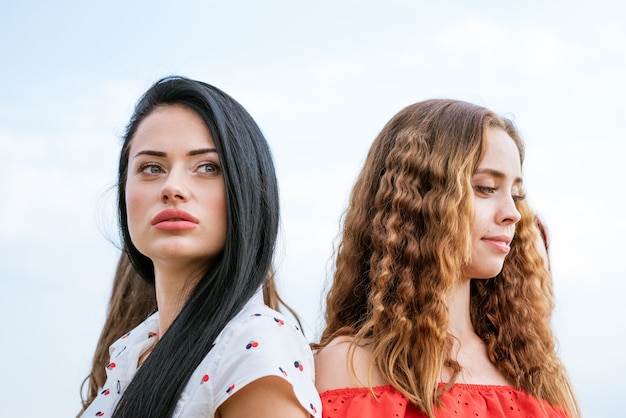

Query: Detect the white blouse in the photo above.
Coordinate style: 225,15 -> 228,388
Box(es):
82,291 -> 321,417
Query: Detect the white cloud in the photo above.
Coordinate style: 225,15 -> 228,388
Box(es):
435,18 -> 512,72
301,59 -> 371,83
517,26 -> 572,77
0,131 -> 117,238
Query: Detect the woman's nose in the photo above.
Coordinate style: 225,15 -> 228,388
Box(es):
499,195 -> 522,225
160,170 -> 189,203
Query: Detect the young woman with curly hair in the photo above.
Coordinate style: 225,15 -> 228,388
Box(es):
314,99 -> 580,418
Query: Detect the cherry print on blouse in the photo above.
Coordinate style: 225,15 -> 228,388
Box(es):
201,374 -> 209,384
121,331 -> 131,339
106,362 -> 116,370
310,403 -> 317,414
246,340 -> 259,349
95,412 -> 104,417
279,367 -> 288,377
100,388 -> 110,396
252,313 -> 262,317
274,317 -> 285,326
148,332 -> 157,338
294,361 -> 303,371
226,384 -> 235,394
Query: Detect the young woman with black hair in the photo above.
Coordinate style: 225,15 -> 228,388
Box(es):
81,76 -> 321,418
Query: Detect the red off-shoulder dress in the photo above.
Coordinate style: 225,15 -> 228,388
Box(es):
320,384 -> 567,417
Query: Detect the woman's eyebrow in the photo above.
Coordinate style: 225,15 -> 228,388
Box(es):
188,148 -> 217,156
132,148 -> 218,158
133,150 -> 165,158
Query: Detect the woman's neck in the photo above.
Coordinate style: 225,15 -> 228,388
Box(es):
153,263 -> 202,336
446,278 -> 474,339
443,278 -> 511,386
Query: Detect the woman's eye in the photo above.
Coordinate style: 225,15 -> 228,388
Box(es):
198,163 -> 219,174
475,185 -> 496,194
140,164 -> 163,174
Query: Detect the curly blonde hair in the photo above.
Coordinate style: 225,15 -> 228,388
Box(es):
318,99 -> 579,417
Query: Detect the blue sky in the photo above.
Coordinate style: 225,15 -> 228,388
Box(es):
1,1 -> 624,416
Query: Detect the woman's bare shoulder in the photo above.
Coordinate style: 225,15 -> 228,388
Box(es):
314,336 -> 386,393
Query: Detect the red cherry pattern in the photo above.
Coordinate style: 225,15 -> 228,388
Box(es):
91,311 -> 320,416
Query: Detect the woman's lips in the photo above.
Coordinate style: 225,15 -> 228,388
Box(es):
152,209 -> 199,231
482,235 -> 512,253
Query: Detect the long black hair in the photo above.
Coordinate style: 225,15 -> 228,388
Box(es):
113,76 -> 280,417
